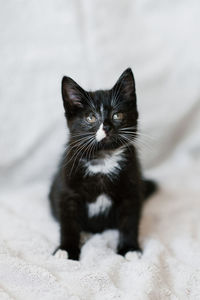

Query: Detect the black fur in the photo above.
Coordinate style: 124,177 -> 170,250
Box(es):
49,68 -> 157,260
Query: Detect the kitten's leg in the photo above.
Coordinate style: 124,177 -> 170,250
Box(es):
117,200 -> 141,256
56,194 -> 81,260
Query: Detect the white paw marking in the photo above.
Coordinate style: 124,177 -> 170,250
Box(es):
88,194 -> 112,217
54,249 -> 68,259
96,123 -> 106,142
125,251 -> 142,261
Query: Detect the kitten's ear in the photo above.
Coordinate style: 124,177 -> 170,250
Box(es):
112,68 -> 136,102
62,76 -> 85,114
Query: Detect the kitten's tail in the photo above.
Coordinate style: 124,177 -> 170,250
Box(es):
142,179 -> 158,200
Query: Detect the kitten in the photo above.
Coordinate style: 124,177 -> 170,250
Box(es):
49,68 -> 157,260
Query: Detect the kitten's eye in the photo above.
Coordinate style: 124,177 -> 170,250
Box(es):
86,113 -> 97,123
112,112 -> 124,120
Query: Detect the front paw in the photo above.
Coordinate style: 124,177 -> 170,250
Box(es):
54,248 -> 68,259
53,246 -> 80,261
67,248 -> 80,260
117,244 -> 141,256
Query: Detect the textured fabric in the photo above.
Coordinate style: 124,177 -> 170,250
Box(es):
0,0 -> 200,299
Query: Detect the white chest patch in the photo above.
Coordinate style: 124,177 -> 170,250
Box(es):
85,148 -> 125,177
87,194 -> 112,218
96,123 -> 106,142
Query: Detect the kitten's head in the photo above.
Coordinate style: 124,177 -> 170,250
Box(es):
62,68 -> 138,154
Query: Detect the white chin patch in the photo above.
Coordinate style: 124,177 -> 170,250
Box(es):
96,123 -> 106,142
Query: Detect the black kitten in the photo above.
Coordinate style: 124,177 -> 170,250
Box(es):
49,68 -> 157,260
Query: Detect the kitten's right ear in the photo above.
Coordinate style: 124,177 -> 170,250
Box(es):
61,76 -> 85,114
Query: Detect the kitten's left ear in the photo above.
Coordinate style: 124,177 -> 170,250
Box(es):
112,68 -> 136,103
62,76 -> 86,115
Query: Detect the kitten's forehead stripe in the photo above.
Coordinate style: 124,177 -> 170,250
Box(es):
100,104 -> 104,115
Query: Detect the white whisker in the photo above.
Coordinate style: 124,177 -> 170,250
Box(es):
69,136 -> 95,176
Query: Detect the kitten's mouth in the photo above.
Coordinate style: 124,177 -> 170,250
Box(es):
95,135 -> 122,153
99,134 -> 112,143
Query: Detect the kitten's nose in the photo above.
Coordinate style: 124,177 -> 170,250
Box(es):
103,124 -> 111,134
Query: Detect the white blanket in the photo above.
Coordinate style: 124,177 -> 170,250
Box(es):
1,0 -> 200,299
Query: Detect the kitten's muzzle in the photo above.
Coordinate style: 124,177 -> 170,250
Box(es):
103,124 -> 112,134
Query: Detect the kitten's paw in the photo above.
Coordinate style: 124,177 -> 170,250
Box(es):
125,250 -> 142,261
67,249 -> 80,261
54,249 -> 68,259
117,244 -> 141,257
53,246 -> 80,260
